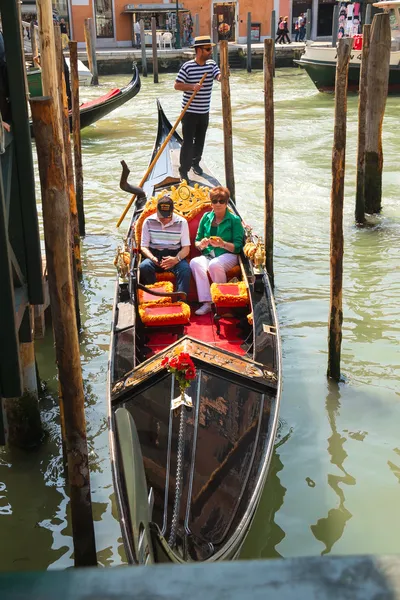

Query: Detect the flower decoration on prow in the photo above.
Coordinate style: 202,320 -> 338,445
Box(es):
161,352 -> 197,392
162,352 -> 197,411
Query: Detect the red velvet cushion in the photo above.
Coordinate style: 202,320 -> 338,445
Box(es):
144,305 -> 183,316
188,207 -> 212,259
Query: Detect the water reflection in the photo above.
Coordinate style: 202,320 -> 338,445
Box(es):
311,383 -> 355,555
0,69 -> 399,570
240,429 -> 291,559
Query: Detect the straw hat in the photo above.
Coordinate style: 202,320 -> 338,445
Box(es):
192,35 -> 216,48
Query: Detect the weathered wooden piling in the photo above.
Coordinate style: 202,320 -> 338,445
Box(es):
30,20 -> 38,60
364,13 -> 391,215
332,4 -> 339,47
30,96 -> 97,567
355,24 -> 371,224
194,13 -> 200,37
263,39 -> 274,286
69,41 -> 85,237
54,26 -> 82,282
84,18 -> 99,86
247,13 -> 252,73
306,9 -> 312,41
212,15 -> 218,63
36,0 -> 63,133
270,10 -> 276,77
140,20 -> 147,78
327,38 -> 352,382
151,17 -> 159,83
220,40 -> 235,203
365,3 -> 372,25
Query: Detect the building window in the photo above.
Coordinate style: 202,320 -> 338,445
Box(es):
94,0 -> 114,38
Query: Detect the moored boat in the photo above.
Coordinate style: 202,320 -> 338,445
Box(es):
27,59 -> 92,97
30,66 -> 141,135
295,1 -> 400,93
107,102 -> 282,564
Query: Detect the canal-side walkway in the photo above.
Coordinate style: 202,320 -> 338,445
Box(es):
25,41 -> 331,74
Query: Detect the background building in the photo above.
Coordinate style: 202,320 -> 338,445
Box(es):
21,0 -> 357,47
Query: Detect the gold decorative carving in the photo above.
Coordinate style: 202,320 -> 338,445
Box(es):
134,183 -> 212,247
112,337 -> 269,397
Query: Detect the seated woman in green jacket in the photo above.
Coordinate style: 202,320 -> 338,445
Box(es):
190,186 -> 244,315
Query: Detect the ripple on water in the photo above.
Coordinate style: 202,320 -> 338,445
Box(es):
1,69 -> 399,570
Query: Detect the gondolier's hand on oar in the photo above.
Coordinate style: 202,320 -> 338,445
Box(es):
116,73 -> 207,229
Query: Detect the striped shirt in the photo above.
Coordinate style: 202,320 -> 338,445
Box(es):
141,213 -> 190,251
176,59 -> 220,114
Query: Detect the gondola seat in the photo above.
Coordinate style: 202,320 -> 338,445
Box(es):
210,282 -> 250,335
135,185 -> 244,302
138,302 -> 191,327
138,281 -> 174,305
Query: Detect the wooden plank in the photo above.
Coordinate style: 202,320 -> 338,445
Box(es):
0,555 -> 400,598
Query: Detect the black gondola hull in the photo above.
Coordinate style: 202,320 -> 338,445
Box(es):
108,102 -> 282,564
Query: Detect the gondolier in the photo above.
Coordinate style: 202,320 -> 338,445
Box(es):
174,35 -> 221,181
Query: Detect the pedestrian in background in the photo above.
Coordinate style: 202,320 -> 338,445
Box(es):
134,20 -> 141,48
275,16 -> 284,43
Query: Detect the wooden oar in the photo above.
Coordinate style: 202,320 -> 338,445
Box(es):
116,72 -> 208,228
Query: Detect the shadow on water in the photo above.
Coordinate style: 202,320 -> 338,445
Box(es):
240,427 -> 292,559
311,382 -> 355,555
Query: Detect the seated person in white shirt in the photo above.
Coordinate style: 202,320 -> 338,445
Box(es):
140,196 -> 191,296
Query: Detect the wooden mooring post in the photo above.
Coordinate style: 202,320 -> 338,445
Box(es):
327,38 -> 352,382
140,20 -> 147,77
36,0 -> 63,133
355,24 -> 371,224
263,39 -> 274,287
30,96 -> 97,567
270,10 -> 276,77
364,13 -> 391,215
306,9 -> 312,41
332,4 -> 339,47
247,13 -> 252,73
220,40 -> 235,203
84,18 -> 99,85
30,20 -> 38,60
69,40 -> 86,236
54,26 -> 82,283
151,17 -> 159,83
194,13 -> 200,37
212,15 -> 218,64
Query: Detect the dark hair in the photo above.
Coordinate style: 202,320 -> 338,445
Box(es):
210,186 -> 230,203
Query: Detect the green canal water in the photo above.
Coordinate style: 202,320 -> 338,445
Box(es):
1,69 -> 399,569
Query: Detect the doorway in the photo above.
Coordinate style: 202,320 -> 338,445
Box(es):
213,2 -> 236,42
317,1 -> 335,37
94,0 -> 114,39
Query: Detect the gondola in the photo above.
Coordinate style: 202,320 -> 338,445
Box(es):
77,66 -> 140,130
107,101 -> 282,564
30,66 -> 141,135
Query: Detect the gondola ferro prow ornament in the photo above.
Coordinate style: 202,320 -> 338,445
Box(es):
120,160 -> 147,199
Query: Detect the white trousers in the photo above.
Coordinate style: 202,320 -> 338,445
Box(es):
190,253 -> 239,302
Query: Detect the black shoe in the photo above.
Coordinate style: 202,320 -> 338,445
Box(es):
192,164 -> 203,176
179,169 -> 189,182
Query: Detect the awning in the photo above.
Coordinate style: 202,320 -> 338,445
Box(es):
123,3 -> 189,12
21,3 -> 37,14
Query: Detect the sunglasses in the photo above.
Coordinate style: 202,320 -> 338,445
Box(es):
202,47 -> 213,51
211,199 -> 227,205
